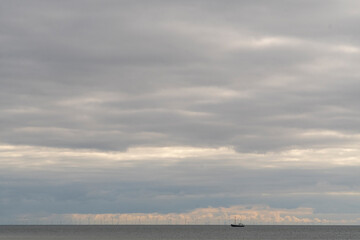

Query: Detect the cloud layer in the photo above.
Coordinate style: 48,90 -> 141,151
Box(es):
1,0 -> 360,224
25,205 -> 360,225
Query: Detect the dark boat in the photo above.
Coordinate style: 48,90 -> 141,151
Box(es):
231,223 -> 245,227
230,217 -> 245,227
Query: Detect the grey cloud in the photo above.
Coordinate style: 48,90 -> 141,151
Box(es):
1,160 -> 360,219
2,0 -> 360,223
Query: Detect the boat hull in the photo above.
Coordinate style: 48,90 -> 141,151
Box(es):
231,224 -> 245,227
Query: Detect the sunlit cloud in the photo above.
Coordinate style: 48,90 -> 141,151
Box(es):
18,205 -> 360,225
333,45 -> 360,54
2,143 -> 360,171
163,21 -> 304,52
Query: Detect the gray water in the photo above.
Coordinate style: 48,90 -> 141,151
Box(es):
0,225 -> 359,240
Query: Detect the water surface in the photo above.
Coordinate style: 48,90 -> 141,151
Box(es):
0,225 -> 359,240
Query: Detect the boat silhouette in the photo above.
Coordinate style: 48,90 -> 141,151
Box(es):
230,217 -> 245,227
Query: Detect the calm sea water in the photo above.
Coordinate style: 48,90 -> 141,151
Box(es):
0,225 -> 359,240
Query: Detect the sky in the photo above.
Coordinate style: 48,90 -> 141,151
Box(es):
1,0 -> 360,225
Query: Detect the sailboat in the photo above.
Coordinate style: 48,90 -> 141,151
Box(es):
230,216 -> 245,227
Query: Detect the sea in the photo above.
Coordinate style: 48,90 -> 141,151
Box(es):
0,225 -> 359,240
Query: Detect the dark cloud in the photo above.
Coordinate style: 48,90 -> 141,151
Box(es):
1,160 -> 360,219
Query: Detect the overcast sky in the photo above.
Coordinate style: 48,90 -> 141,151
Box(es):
1,0 -> 360,224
